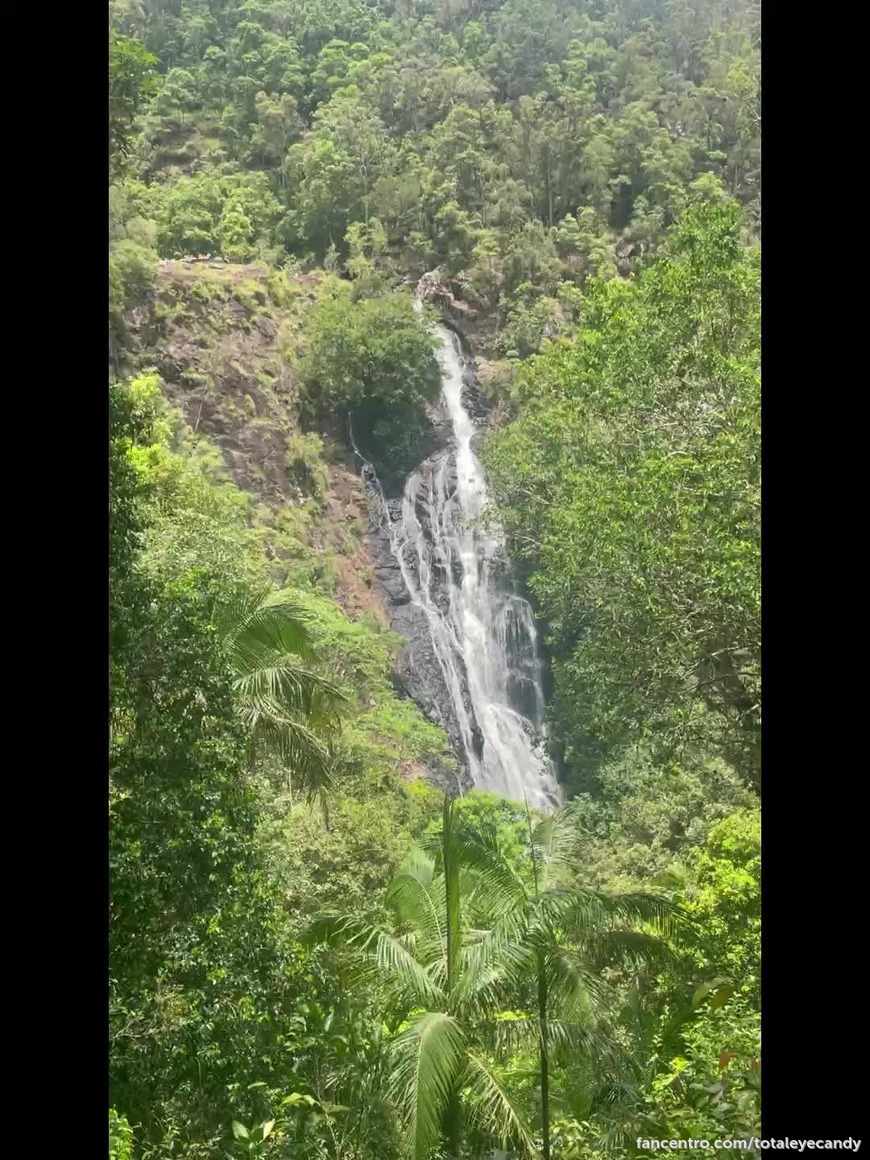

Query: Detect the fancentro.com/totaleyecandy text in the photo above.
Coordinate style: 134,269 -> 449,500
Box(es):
636,1141 -> 862,1153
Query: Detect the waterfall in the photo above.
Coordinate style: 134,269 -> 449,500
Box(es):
359,317 -> 563,815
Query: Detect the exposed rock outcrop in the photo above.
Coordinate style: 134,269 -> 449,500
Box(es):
355,295 -> 494,791
417,268 -> 478,327
362,467 -> 475,795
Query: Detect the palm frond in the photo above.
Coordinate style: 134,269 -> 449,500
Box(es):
211,582 -> 271,640
477,1014 -> 539,1056
583,929 -> 675,972
454,822 -> 529,918
221,589 -> 316,665
596,1121 -> 646,1154
656,1012 -> 693,1060
306,915 -> 446,1010
477,1013 -> 603,1058
534,885 -> 608,934
245,713 -> 335,799
548,1017 -> 614,1058
603,891 -> 684,936
462,1050 -> 537,1159
388,1012 -> 466,1160
477,1003 -> 618,1083
388,851 -> 446,964
454,906 -> 535,1009
214,584 -> 345,804
544,944 -> 610,1013
532,798 -> 590,885
233,664 -> 344,728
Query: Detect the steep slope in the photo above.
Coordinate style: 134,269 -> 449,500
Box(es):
124,258 -> 389,625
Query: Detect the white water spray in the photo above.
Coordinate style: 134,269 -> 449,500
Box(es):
357,309 -> 562,814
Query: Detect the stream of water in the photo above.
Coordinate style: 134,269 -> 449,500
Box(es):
359,317 -> 562,814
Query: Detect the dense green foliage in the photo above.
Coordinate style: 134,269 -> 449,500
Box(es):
485,199 -> 760,793
109,369 -> 450,1158
110,29 -> 159,176
110,0 -> 758,342
297,283 -> 442,478
109,0 -> 760,1156
108,355 -> 759,1157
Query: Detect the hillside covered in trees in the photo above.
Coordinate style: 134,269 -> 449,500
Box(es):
108,0 -> 761,1157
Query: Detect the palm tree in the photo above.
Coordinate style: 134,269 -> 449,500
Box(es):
458,800 -> 680,1160
310,795 -> 536,1160
214,584 -> 345,804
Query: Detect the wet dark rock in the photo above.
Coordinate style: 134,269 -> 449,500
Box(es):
421,756 -> 472,796
417,269 -> 478,327
353,302 -> 510,795
358,438 -> 477,784
373,557 -> 410,605
460,365 -> 490,424
427,395 -> 454,453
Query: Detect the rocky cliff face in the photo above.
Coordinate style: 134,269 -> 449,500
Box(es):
123,260 -> 392,625
357,297 -> 495,794
361,475 -> 473,795
124,261 -> 495,793
365,472 -> 475,795
416,268 -> 479,330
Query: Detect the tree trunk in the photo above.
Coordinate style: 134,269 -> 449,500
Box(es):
443,793 -> 459,997
442,793 -> 462,1157
444,1088 -> 462,1158
538,955 -> 551,1160
526,803 -> 551,1160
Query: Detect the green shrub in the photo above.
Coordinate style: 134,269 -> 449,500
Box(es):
297,282 -> 441,480
109,1108 -> 134,1160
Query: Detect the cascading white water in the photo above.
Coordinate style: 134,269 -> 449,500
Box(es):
368,317 -> 562,814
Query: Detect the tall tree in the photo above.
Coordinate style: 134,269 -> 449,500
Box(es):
485,199 -> 761,790
214,584 -> 344,803
109,30 -> 157,175
311,795 -> 535,1160
458,801 -> 677,1160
